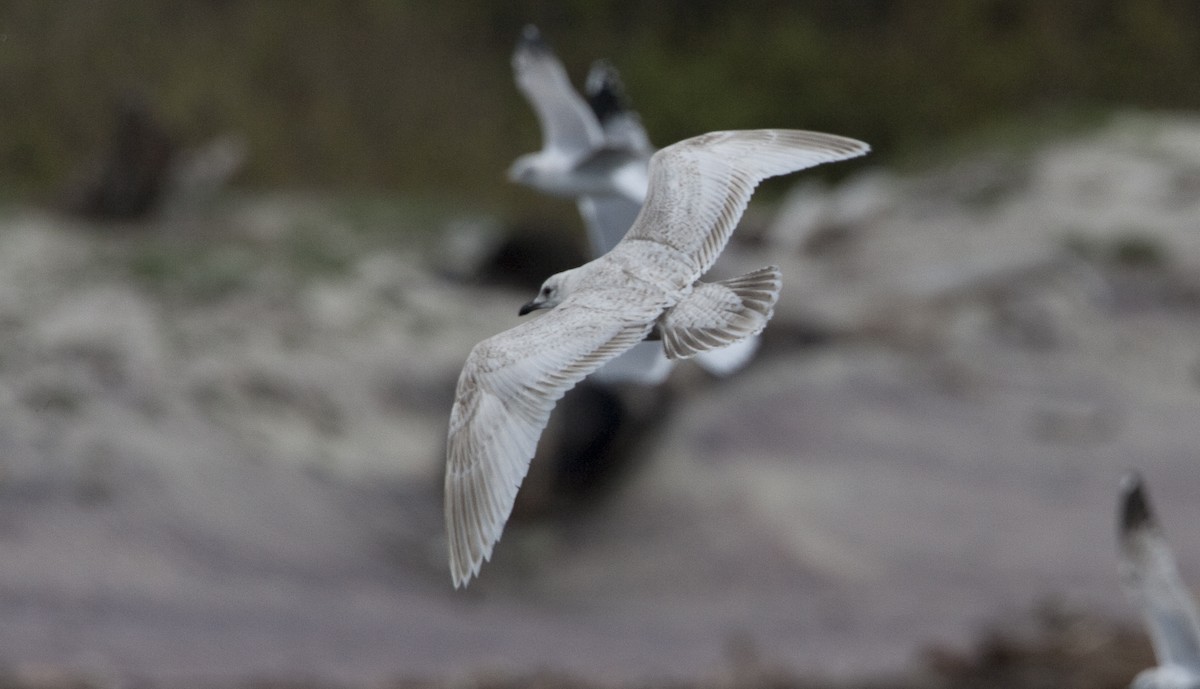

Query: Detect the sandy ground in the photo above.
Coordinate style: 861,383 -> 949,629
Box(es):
1,112 -> 1199,687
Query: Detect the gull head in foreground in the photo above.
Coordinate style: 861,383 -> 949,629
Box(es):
518,268 -> 575,315
446,128 -> 869,587
1118,471 -> 1200,689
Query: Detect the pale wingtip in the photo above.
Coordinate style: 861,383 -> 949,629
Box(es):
447,510 -> 494,589
819,132 -> 871,160
451,565 -> 473,589
449,548 -> 484,589
780,129 -> 871,161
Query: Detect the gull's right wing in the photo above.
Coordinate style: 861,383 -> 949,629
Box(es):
623,129 -> 870,284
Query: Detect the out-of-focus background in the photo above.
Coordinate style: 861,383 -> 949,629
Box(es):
2,2 -> 1200,688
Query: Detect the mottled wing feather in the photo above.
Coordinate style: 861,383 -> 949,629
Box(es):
1118,472 -> 1200,670
624,129 -> 870,282
512,26 -> 603,158
445,294 -> 656,587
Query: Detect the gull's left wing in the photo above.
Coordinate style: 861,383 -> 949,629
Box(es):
445,292 -> 660,587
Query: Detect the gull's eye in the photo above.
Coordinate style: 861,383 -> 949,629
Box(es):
541,286 -> 552,297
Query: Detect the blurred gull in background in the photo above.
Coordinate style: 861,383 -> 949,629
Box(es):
1118,471 -> 1200,689
61,93 -> 246,223
507,25 -> 647,210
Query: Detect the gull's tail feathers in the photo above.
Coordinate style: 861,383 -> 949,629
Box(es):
659,266 -> 781,360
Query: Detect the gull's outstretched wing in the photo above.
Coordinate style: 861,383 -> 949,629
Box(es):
624,129 -> 870,282
1118,471 -> 1200,671
446,293 -> 657,587
512,25 -> 603,159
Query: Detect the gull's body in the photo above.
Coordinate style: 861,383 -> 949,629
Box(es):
1118,472 -> 1200,689
508,26 -> 762,383
575,55 -> 673,384
447,128 -> 869,587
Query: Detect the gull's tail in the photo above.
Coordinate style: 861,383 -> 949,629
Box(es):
659,266 -> 781,360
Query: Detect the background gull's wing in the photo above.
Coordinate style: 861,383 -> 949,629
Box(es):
589,340 -> 674,386
577,194 -> 644,257
512,25 -> 603,159
445,292 -> 659,587
624,129 -> 870,282
1118,471 -> 1200,670
694,335 -> 760,376
585,59 -> 654,155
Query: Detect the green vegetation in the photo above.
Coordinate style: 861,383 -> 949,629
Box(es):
126,240 -> 258,300
2,1 -> 1200,220
1064,229 -> 1169,270
113,193 -> 444,301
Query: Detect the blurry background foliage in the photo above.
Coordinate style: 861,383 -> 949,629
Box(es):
3,0 -> 1200,214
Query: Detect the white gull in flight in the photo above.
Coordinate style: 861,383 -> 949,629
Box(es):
447,128 -> 869,587
1118,471 -> 1200,689
508,25 -> 760,383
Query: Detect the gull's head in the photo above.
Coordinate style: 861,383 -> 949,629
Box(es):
520,268 -> 578,316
